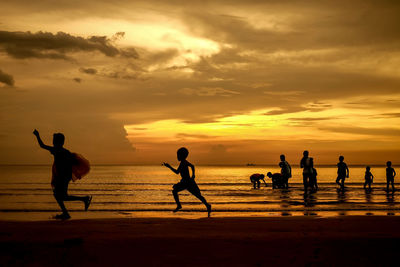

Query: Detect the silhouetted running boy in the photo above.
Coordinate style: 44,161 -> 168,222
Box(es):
33,129 -> 92,220
163,147 -> 211,217
279,154 -> 292,188
386,161 -> 396,192
250,173 -> 267,189
300,151 -> 313,190
364,166 -> 374,190
336,156 -> 349,190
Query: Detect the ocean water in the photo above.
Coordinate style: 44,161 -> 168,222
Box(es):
0,165 -> 398,220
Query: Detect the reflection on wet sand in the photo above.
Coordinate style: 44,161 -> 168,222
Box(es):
279,189 -> 292,216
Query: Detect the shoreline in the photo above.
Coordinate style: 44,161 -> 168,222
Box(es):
1,216 -> 400,266
2,209 -> 400,222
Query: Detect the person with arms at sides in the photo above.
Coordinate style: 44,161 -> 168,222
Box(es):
336,155 -> 349,190
386,161 -> 396,192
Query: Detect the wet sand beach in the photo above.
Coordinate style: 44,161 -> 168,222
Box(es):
1,216 -> 400,266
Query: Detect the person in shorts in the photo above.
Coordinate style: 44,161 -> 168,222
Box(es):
163,147 -> 211,217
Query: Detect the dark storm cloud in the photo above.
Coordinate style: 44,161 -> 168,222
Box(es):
73,77 -> 82,83
0,31 -> 138,60
0,69 -> 14,86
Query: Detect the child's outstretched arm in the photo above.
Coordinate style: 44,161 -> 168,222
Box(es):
33,129 -> 52,151
162,163 -> 179,174
346,164 -> 349,178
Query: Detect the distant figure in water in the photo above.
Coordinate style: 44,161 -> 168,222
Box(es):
163,147 -> 211,217
336,156 -> 349,190
300,151 -> 313,191
33,129 -> 92,220
250,173 -> 267,189
267,172 -> 288,189
279,154 -> 292,188
364,166 -> 374,190
309,158 -> 318,191
386,161 -> 396,192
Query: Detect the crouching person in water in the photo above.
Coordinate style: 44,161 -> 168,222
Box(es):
163,147 -> 212,217
267,172 -> 288,189
250,173 -> 267,189
33,129 -> 92,220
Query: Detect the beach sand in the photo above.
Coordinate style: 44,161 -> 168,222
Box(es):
1,216 -> 399,266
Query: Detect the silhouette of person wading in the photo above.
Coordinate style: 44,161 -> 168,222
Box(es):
336,155 -> 349,190
163,147 -> 211,217
300,150 -> 313,191
33,129 -> 92,220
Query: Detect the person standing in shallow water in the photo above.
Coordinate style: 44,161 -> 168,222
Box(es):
300,151 -> 313,191
336,156 -> 349,190
386,161 -> 396,192
364,166 -> 374,190
279,154 -> 291,188
163,147 -> 212,217
33,129 -> 92,220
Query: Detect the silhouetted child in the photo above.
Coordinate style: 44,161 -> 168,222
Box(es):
336,155 -> 349,190
33,129 -> 92,220
300,150 -> 313,191
279,154 -> 292,188
386,161 -> 396,192
163,147 -> 211,217
309,163 -> 318,191
364,166 -> 373,190
250,173 -> 267,189
267,172 -> 288,189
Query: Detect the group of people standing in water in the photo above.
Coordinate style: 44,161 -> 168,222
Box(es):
251,150 -> 397,193
33,129 -> 397,220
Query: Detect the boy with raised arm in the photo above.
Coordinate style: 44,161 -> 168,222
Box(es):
163,147 -> 211,217
33,129 -> 92,220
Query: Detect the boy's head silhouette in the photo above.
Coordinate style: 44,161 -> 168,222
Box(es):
280,154 -> 285,161
366,166 -> 370,171
267,172 -> 272,178
339,155 -> 344,162
387,161 -> 392,167
303,150 -> 309,157
53,133 -> 65,148
177,147 -> 189,161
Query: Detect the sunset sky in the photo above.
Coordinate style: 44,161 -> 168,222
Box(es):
1,0 -> 399,165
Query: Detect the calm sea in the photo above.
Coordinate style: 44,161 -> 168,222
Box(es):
0,165 -> 398,220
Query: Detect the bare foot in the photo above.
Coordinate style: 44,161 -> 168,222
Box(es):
54,213 -> 71,220
173,206 -> 182,213
206,203 -> 212,217
85,196 -> 92,211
